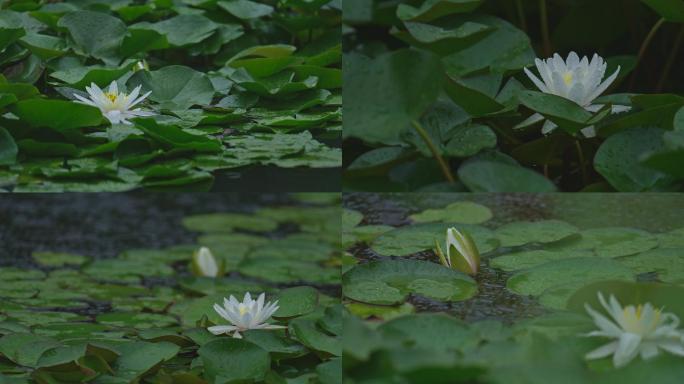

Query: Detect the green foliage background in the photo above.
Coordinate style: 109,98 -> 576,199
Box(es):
343,0 -> 684,192
0,0 -> 342,192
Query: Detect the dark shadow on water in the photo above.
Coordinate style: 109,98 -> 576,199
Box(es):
0,194 -> 294,268
213,167 -> 341,192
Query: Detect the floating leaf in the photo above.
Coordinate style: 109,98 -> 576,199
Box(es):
343,259 -> 477,305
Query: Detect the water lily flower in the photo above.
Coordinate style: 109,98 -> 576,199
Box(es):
191,246 -> 223,277
208,292 -> 285,339
521,52 -> 631,137
74,81 -> 154,125
584,292 -> 684,368
434,227 -> 480,275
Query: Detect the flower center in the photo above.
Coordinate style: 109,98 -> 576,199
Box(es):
563,72 -> 573,85
238,304 -> 248,316
105,92 -> 118,103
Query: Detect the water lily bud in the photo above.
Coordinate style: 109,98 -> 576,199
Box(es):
434,228 -> 479,275
134,60 -> 149,72
191,247 -> 224,277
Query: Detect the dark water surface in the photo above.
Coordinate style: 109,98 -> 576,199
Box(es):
0,194 -> 295,267
213,167 -> 341,192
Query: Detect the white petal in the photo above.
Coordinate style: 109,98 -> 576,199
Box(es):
262,324 -> 287,330
566,51 -> 580,68
639,342 -> 660,360
515,113 -> 545,129
129,90 -> 151,109
580,126 -> 596,138
73,94 -> 99,108
611,105 -> 631,114
613,333 -> 642,368
586,341 -> 619,360
524,67 -> 549,93
207,325 -> 237,335
213,303 -> 232,322
541,120 -> 558,134
585,66 -> 620,103
585,303 -> 624,337
659,341 -> 684,357
108,81 -> 118,94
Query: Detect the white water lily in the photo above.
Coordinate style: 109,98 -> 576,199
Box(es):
191,247 -> 221,277
208,292 -> 285,339
521,52 -> 631,137
434,227 -> 480,275
74,81 -> 154,125
584,292 -> 684,368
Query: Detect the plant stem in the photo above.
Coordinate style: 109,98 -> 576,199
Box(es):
575,140 -> 588,185
630,17 -> 666,90
515,0 -> 527,33
656,24 -> 684,92
539,0 -> 551,56
411,120 -> 456,184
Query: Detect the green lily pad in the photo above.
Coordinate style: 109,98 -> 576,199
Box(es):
342,208 -> 364,229
409,201 -> 493,224
495,220 -> 579,247
371,222 -> 499,256
10,99 -> 103,131
238,258 -> 339,284
198,338 -> 271,383
490,249 -> 595,272
343,49 -> 442,145
507,257 -> 635,296
345,302 -> 415,320
546,227 -> 661,258
594,127 -> 675,192
618,248 -> 684,283
58,10 -> 126,63
32,252 -> 88,267
273,286 -> 319,318
183,212 -> 278,232
96,313 -> 178,329
343,259 -> 477,305
128,65 -> 215,110
458,161 -> 557,192
113,341 -> 180,381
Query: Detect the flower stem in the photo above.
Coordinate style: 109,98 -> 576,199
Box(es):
539,0 -> 551,56
630,17 -> 666,90
515,0 -> 527,32
411,120 -> 456,184
575,140 -> 588,185
656,24 -> 684,92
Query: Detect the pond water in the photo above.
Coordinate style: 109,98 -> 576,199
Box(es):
0,194 -> 294,267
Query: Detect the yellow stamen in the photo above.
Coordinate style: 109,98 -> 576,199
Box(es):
105,92 -> 117,102
563,72 -> 573,85
239,305 -> 247,315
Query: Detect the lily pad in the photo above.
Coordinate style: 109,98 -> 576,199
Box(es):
507,257 -> 635,296
409,201 -> 492,224
371,222 -> 499,256
495,220 -> 579,247
343,259 -> 477,305
198,338 -> 271,383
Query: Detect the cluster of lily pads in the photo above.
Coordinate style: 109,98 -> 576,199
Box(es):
342,196 -> 684,382
0,200 -> 342,383
0,0 -> 341,192
343,0 -> 684,192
